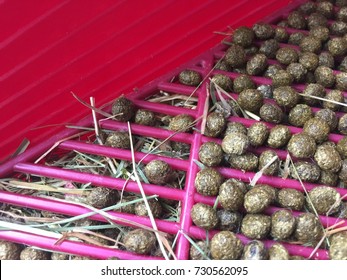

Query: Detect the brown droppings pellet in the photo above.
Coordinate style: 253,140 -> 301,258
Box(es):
179,70 -> 202,86
330,21 -> 347,36
248,122 -> 269,147
264,64 -> 283,79
228,178 -> 249,194
246,54 -> 268,76
307,186 -> 341,215
309,26 -> 330,42
244,186 -> 273,213
258,150 -> 280,176
218,180 -> 245,212
303,117 -> 331,144
259,39 -> 280,58
191,203 -> 218,230
300,36 -> 322,54
271,70 -> 294,87
51,252 -> 69,260
338,114 -> 347,135
205,112 -> 226,137
238,89 -> 263,113
274,27 -> 289,43
339,159 -> 347,182
20,248 -> 50,260
319,52 -> 335,69
199,142 -> 223,167
144,160 -> 173,185
316,1 -> 334,19
337,6 -> 347,22
222,132 -> 250,155
87,187 -> 119,209
241,214 -> 271,239
273,86 -> 299,109
290,161 -> 321,183
258,84 -> 273,99
190,241 -> 210,260
299,1 -> 316,15
224,122 -> 247,136
254,184 -> 277,203
295,213 -> 324,244
286,63 -> 307,83
268,243 -> 289,260
315,108 -> 338,131
328,37 -> 347,57
195,168 -> 223,196
242,240 -> 268,260
323,90 -> 344,111
225,44 -> 247,68
336,72 -> 347,91
135,199 -> 162,218
105,131 -> 131,149
302,83 -> 326,106
118,196 -> 136,214
134,109 -> 156,126
112,96 -> 135,122
259,103 -> 283,124
267,125 -> 292,148
169,114 -> 194,132
288,11 -> 307,29
217,210 -> 243,232
123,229 -> 156,255
288,32 -> 305,45
232,26 -> 255,47
228,152 -> 259,172
315,66 -> 335,88
271,209 -> 296,240
307,12 -> 328,29
210,231 -> 243,260
329,232 -> 347,260
288,133 -> 317,158
299,52 -> 319,72
314,143 -> 342,173
277,188 -> 305,211
319,170 -> 339,186
233,74 -> 256,93
276,47 -> 299,65
337,136 -> 347,158
289,104 -> 313,127
0,241 -> 22,260
253,23 -> 275,40
211,74 -> 233,92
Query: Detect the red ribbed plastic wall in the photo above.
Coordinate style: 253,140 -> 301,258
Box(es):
0,0 -> 294,162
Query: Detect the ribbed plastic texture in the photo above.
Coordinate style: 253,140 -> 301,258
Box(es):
0,0 -> 294,162
1,0 -> 346,260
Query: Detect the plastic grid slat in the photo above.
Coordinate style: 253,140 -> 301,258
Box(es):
13,163 -> 185,202
175,63 -> 212,260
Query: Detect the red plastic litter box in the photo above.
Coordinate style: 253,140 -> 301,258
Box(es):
0,0 -> 297,162
1,0 -> 346,260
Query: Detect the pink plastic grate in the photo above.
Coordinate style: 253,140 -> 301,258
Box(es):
1,0 -> 347,260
